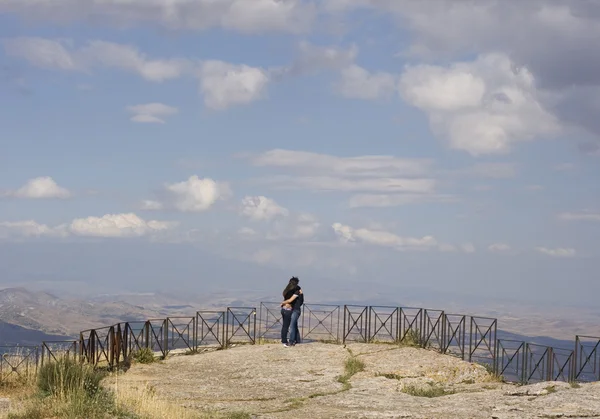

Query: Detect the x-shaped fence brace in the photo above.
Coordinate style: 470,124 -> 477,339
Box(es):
496,339 -> 525,380
423,310 -> 444,350
368,307 -> 398,342
226,307 -> 256,345
124,322 -> 147,354
442,314 -> 466,359
146,320 -> 167,357
525,344 -> 552,383
302,305 -> 340,342
469,317 -> 497,364
399,308 -> 423,344
166,317 -> 195,351
551,350 -> 575,382
343,305 -> 368,343
41,341 -> 79,366
0,346 -> 37,379
575,336 -> 600,381
257,303 -> 283,339
197,311 -> 225,347
92,328 -> 111,366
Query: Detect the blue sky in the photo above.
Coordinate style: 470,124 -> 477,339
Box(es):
0,0 -> 599,306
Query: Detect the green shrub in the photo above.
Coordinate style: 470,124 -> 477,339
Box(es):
132,348 -> 155,364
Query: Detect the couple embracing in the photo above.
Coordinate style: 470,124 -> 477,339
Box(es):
280,276 -> 304,347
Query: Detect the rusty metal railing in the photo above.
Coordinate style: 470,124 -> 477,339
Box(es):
302,304 -> 341,343
574,335 -> 600,382
442,314 -> 466,359
226,307 -> 256,345
0,345 -> 38,382
469,316 -> 497,369
368,306 -> 399,343
1,303 -> 599,386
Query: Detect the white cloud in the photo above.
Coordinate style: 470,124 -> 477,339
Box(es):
399,53 -> 560,155
332,222 -> 437,251
0,0 -> 315,34
140,200 -> 164,211
165,175 -> 230,212
438,243 -> 458,252
249,149 -> 439,202
199,60 -> 270,110
127,103 -> 178,124
251,149 -> 432,177
80,41 -> 190,82
488,243 -> 511,252
326,1 -> 600,140
238,227 -> 258,238
286,42 -> 358,76
461,243 -> 476,253
0,213 -> 175,239
535,247 -> 576,258
267,213 -> 320,241
5,177 -> 71,199
2,37 -> 79,70
558,211 -> 600,221
0,220 -> 67,239
337,64 -> 396,100
2,38 -> 191,82
348,193 -> 456,208
69,213 -> 175,238
260,175 -> 435,193
286,176 -> 433,194
240,196 -> 289,221
456,162 -> 517,179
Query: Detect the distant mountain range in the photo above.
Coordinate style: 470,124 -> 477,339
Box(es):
0,287 -> 204,341
0,321 -> 70,346
0,286 -> 596,349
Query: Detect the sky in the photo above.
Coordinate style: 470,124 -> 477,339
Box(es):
0,0 -> 599,307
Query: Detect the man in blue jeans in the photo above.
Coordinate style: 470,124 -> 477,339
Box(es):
280,277 -> 304,347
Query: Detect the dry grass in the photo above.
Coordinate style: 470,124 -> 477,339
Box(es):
0,349 -> 39,389
1,349 -> 250,419
109,378 -> 198,419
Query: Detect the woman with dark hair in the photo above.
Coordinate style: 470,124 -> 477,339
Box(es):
280,276 -> 303,347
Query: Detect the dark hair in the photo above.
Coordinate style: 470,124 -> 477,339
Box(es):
282,276 -> 299,298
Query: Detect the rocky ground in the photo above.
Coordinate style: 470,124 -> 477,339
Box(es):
104,342 -> 600,418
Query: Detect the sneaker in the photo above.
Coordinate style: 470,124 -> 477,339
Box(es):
282,343 -> 290,347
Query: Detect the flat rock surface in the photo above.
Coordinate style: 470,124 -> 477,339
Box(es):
107,342 -> 600,418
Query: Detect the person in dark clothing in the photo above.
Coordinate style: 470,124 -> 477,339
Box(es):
280,276 -> 303,347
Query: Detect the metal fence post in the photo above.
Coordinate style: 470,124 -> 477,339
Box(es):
163,319 -> 169,357
342,305 -> 347,344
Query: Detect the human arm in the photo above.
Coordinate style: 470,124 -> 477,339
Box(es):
280,289 -> 302,306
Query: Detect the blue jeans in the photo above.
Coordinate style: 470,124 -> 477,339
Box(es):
289,309 -> 301,344
281,308 -> 292,344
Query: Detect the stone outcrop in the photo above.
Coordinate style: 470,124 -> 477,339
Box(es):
105,342 -> 600,418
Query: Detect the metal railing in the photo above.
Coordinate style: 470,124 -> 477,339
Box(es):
0,345 -> 38,382
1,303 -> 599,386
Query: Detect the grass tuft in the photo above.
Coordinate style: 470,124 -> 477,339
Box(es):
7,358 -> 129,419
131,348 -> 156,364
399,329 -> 424,348
401,383 -> 454,398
